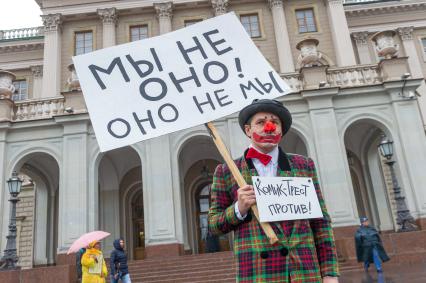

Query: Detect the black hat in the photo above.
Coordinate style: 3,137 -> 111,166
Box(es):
238,99 -> 292,136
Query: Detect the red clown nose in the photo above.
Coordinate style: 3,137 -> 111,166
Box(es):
263,121 -> 276,133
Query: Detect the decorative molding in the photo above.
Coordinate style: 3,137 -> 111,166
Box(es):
0,42 -> 44,53
211,0 -> 229,15
41,14 -> 62,32
268,0 -> 283,9
30,65 -> 43,78
352,31 -> 369,45
154,2 -> 173,19
349,19 -> 426,33
0,59 -> 43,71
397,26 -> 414,41
328,0 -> 344,5
345,2 -> 426,17
97,8 -> 118,24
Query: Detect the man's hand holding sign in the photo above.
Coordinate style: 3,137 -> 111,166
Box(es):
73,12 -> 339,283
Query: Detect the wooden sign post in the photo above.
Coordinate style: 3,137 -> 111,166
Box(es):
206,122 -> 278,244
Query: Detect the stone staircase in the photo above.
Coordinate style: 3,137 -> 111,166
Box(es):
124,251 -> 236,283
117,250 -> 363,283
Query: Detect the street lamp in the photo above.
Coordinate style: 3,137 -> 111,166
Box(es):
0,171 -> 23,270
378,136 -> 418,232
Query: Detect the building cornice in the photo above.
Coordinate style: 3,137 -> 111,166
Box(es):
40,0 -> 204,16
349,19 -> 426,33
345,1 -> 426,17
0,59 -> 44,71
0,40 -> 44,54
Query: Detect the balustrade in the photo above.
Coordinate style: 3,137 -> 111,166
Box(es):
13,97 -> 64,121
327,65 -> 381,88
0,27 -> 43,41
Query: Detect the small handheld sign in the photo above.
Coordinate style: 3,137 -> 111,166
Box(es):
252,176 -> 323,222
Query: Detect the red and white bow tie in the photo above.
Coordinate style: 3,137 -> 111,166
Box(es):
246,148 -> 272,166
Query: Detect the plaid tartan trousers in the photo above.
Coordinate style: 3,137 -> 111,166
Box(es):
208,148 -> 340,282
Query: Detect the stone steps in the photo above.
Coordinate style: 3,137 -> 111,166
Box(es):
108,251 -> 235,283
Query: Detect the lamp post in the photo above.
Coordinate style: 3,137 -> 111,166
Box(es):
378,136 -> 418,232
0,171 -> 22,270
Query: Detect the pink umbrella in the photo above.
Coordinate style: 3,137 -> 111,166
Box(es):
67,231 -> 111,254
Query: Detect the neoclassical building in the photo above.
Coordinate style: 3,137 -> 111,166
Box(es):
1,0 -> 426,270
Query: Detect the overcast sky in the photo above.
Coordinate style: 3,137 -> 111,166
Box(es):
0,0 -> 42,30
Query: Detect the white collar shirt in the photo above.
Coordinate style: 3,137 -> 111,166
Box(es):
249,145 -> 279,177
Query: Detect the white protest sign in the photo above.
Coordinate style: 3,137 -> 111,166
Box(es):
252,176 -> 323,222
73,12 -> 291,152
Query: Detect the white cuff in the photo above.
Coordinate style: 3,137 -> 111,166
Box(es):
235,203 -> 247,220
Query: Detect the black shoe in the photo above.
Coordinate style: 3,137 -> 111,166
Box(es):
377,269 -> 383,273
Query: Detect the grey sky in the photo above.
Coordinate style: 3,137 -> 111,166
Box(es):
0,0 -> 42,30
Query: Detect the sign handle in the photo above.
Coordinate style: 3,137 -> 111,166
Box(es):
205,122 -> 279,244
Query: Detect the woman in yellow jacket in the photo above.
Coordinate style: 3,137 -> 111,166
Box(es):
81,241 -> 108,283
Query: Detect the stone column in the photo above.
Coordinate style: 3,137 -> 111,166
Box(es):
210,0 -> 228,16
385,81 -> 426,222
325,0 -> 356,66
30,65 -> 43,99
352,31 -> 372,64
398,26 -> 426,130
303,89 -> 359,226
56,118 -> 89,258
41,14 -> 62,98
268,0 -> 295,73
0,128 -> 7,251
143,136 -> 183,257
154,2 -> 173,35
97,8 -> 118,48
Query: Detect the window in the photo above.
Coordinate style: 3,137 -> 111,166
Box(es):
130,25 -> 149,42
12,80 -> 28,101
240,14 -> 261,38
74,31 -> 93,55
184,19 -> 202,27
296,9 -> 317,33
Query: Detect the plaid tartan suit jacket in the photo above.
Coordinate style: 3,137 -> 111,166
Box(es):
208,148 -> 339,282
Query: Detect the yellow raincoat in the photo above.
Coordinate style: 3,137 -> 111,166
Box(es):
81,241 -> 108,283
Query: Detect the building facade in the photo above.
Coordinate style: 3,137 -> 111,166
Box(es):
1,0 -> 426,269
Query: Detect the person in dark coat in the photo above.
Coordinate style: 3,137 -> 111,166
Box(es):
76,247 -> 86,282
110,238 -> 131,283
355,217 -> 390,273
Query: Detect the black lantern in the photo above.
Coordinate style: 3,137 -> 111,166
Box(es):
7,171 -> 22,197
378,136 -> 394,160
0,171 -> 23,270
377,136 -> 418,232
